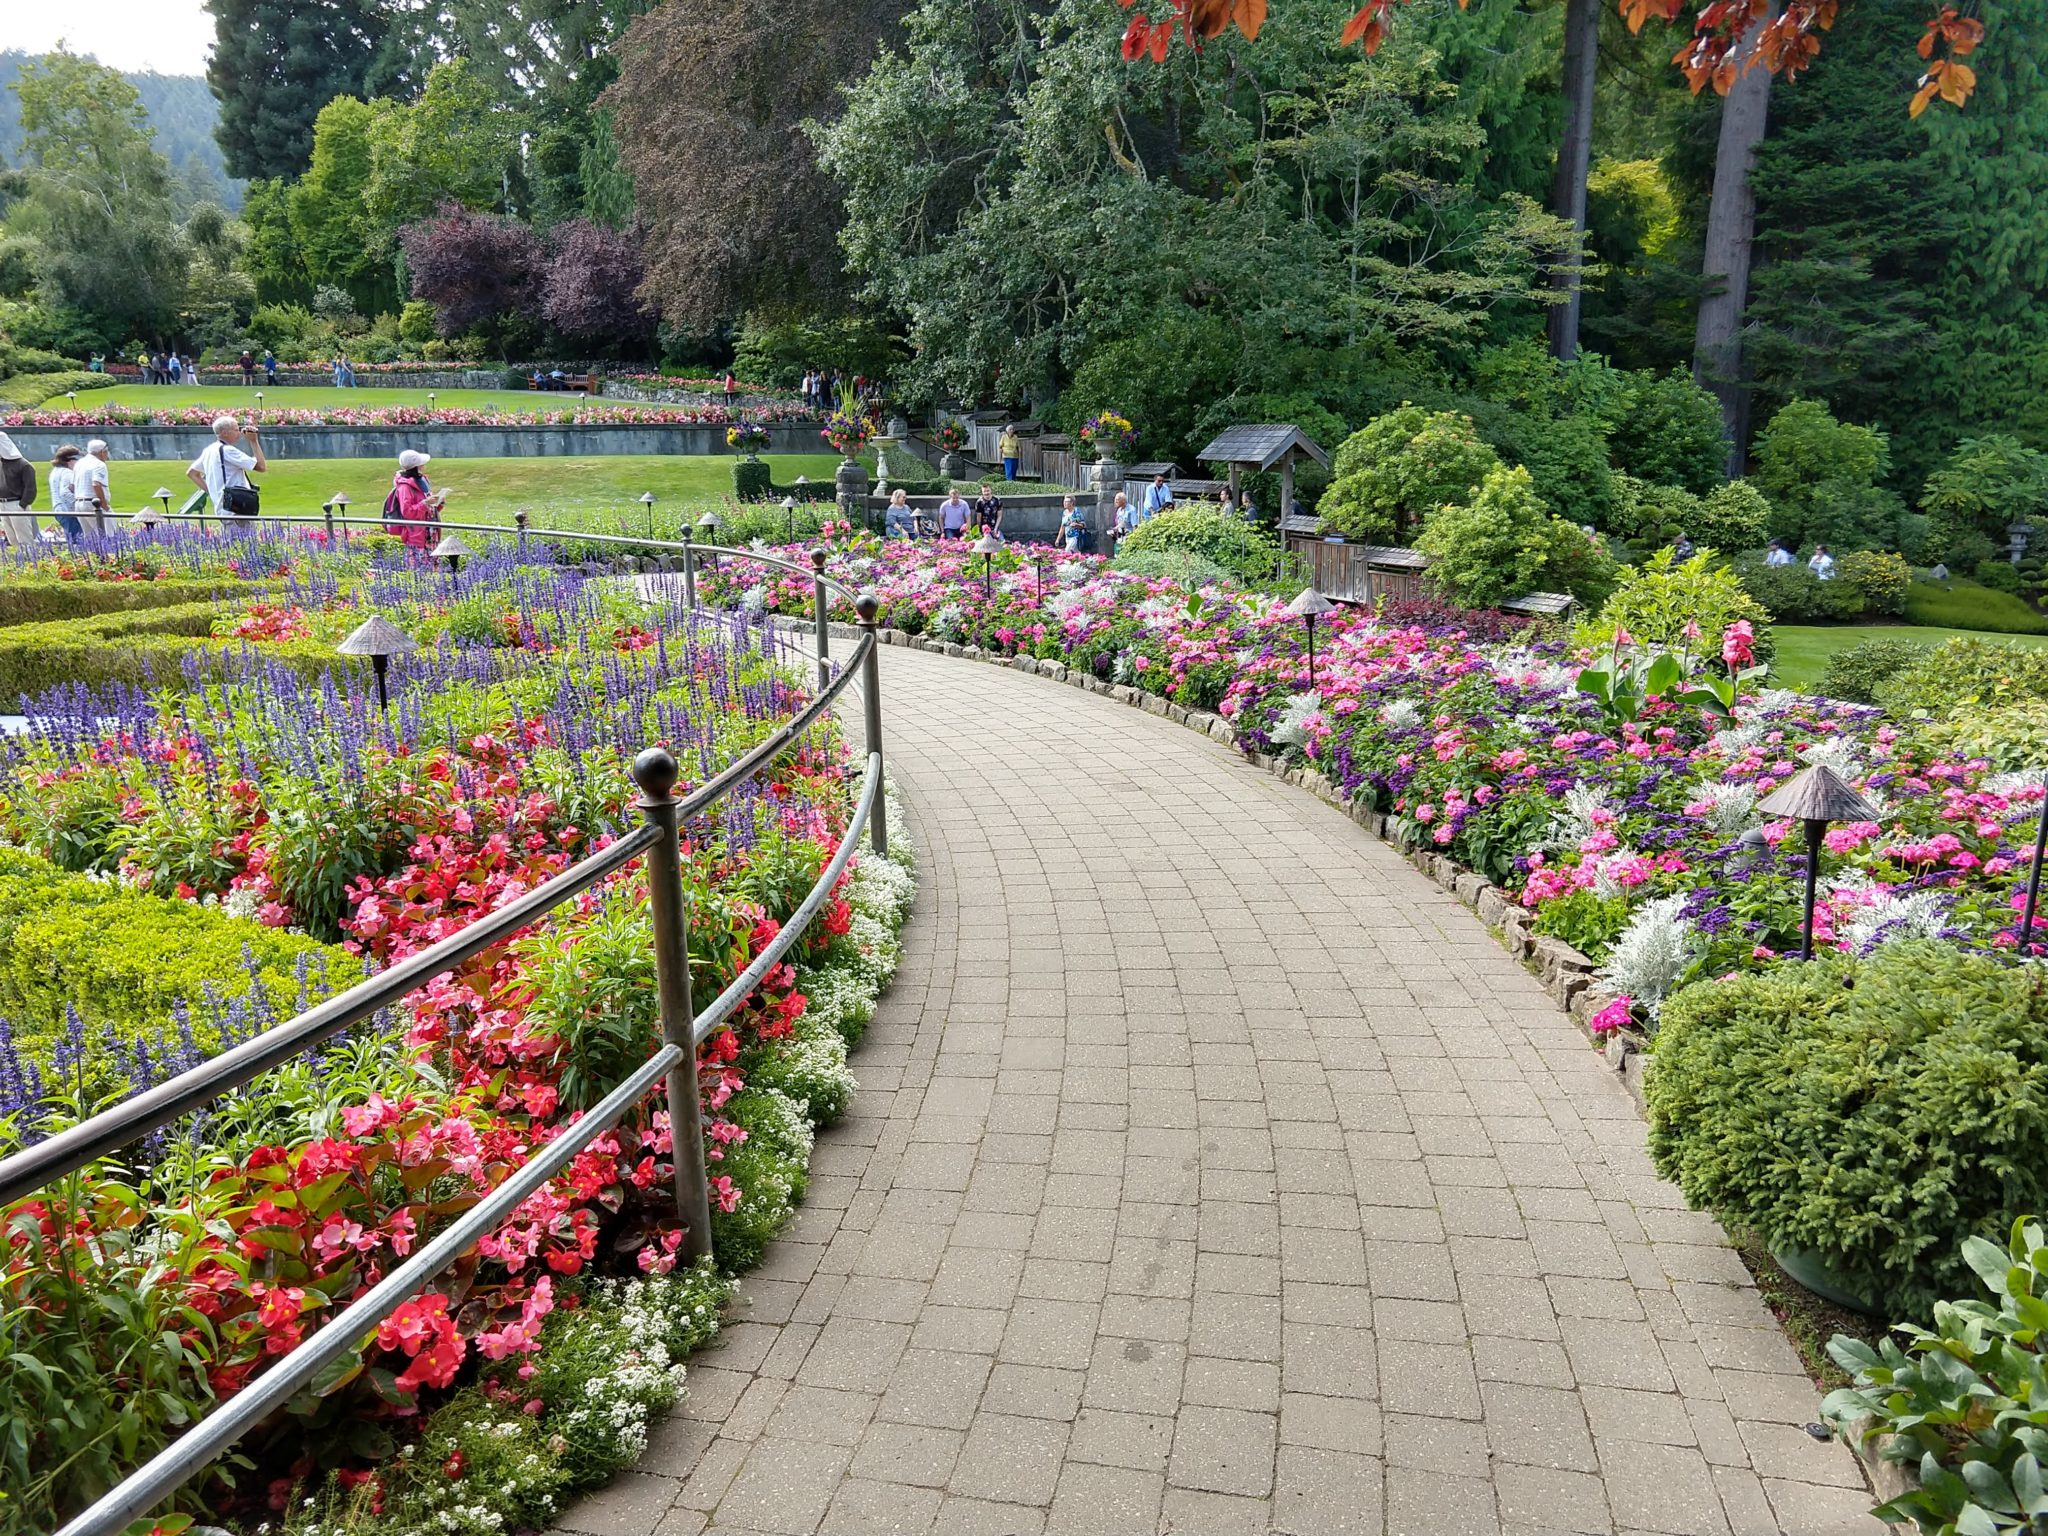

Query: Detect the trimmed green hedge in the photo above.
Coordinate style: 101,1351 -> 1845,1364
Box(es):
0,371 -> 119,409
1647,942 -> 2048,1319
0,847 -> 363,1092
0,578 -> 273,630
0,601 -> 356,702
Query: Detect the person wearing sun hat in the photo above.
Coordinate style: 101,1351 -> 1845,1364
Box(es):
383,448 -> 446,550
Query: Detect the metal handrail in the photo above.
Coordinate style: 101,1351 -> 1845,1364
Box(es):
49,752 -> 881,1536
0,509 -> 896,1535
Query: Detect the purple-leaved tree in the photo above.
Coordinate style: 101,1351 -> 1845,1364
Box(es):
400,204 -> 543,337
541,220 -> 656,352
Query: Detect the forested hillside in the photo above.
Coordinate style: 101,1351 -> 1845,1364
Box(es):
0,51 -> 242,211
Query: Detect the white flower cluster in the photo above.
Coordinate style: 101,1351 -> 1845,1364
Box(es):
1379,698 -> 1425,730
1599,893 -> 1702,1018
765,1023 -> 856,1120
929,601 -> 967,641
1798,735 -> 1863,775
1539,784 -> 1610,854
1831,880 -> 1955,955
1690,778 -> 1760,837
744,1085 -> 818,1164
1270,691 -> 1324,751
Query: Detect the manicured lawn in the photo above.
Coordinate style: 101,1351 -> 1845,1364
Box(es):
119,454 -> 843,528
76,383 -> 596,412
1772,622 -> 2048,690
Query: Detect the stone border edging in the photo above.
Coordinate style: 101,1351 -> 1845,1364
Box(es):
845,621 -> 1656,1107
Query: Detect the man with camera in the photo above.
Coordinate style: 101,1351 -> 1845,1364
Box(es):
186,415 -> 268,518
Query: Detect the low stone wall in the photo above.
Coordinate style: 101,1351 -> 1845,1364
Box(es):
601,381 -> 798,412
866,491 -> 1075,541
18,421 -> 826,464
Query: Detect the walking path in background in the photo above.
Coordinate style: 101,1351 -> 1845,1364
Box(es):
557,644 -> 1879,1536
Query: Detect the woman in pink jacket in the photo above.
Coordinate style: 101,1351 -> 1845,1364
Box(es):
384,448 -> 444,550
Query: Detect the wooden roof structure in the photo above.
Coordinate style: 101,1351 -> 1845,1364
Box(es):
1197,424 -> 1331,472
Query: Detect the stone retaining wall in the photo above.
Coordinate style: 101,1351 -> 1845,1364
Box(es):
17,421 -> 827,464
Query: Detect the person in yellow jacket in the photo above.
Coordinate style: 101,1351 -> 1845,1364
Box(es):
999,425 -> 1019,481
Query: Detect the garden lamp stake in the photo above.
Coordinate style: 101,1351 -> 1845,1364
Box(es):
640,490 -> 657,542
783,495 -> 798,542
337,614 -> 416,717
1284,587 -> 1336,691
1757,764 -> 1879,963
2019,778 -> 2048,953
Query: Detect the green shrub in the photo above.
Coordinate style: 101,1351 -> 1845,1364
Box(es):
1756,398 -> 1890,505
1905,578 -> 2048,635
1819,637 -> 1925,704
0,370 -> 118,408
0,578 -> 271,630
0,602 -> 358,702
0,847 -> 362,1091
1916,698 -> 2048,774
1516,412 -> 1622,531
1733,556 -> 1867,623
1648,943 -> 2048,1319
1872,636 -> 2048,717
732,459 -> 773,500
1578,547 -> 1773,666
1700,479 -> 1773,552
1920,432 -> 2048,560
1536,517 -> 1621,608
1836,550 -> 1911,616
1824,1217 -> 2048,1536
1115,505 -> 1280,581
1413,465 -> 1551,606
1320,405 -> 1500,544
1112,549 -> 1234,586
1605,367 -> 1728,494
1975,558 -> 2024,595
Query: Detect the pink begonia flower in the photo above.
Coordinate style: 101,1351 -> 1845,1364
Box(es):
1589,997 -> 1634,1035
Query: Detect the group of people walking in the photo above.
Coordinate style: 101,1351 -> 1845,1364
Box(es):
0,434 -> 114,546
136,350 -> 197,385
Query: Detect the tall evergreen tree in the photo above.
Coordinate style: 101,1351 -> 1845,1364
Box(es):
206,0 -> 388,182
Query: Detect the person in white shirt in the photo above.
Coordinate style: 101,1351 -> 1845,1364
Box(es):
186,414 -> 266,517
1141,473 -> 1173,521
49,445 -> 82,542
1808,544 -> 1836,581
1112,491 -> 1135,534
1764,540 -> 1794,567
77,440 -> 112,537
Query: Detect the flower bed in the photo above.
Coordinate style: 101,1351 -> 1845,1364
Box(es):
0,547 -> 914,1534
713,537 -> 2047,995
1,402 -> 811,429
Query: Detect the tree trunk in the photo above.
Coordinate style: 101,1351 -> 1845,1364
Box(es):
1693,10 -> 1777,476
1546,0 -> 1601,362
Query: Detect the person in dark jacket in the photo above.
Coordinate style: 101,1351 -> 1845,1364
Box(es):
0,433 -> 37,547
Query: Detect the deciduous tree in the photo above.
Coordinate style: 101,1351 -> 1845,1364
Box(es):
400,203 -> 542,337
540,219 -> 654,351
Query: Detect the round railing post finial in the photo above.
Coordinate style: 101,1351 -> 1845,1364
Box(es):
810,547 -> 828,573
854,590 -> 880,627
632,746 -> 680,807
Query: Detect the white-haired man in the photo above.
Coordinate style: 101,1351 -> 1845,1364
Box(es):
186,414 -> 266,517
78,440 -> 112,537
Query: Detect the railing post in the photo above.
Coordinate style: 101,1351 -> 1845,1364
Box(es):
632,747 -> 715,1262
855,591 -> 888,856
322,499 -> 336,545
682,530 -> 697,610
810,547 -> 831,693
514,509 -> 529,559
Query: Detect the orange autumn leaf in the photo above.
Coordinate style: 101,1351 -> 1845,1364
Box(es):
1910,78 -> 1940,115
1339,2 -> 1385,47
1235,0 -> 1269,39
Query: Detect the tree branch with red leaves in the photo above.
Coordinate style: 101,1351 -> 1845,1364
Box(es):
1117,0 -> 1988,110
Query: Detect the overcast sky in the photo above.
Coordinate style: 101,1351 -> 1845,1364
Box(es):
9,0 -> 215,75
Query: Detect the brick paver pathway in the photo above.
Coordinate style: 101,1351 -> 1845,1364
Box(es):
558,644 -> 1879,1536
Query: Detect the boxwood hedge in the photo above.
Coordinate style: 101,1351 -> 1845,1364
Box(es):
0,601 -> 356,702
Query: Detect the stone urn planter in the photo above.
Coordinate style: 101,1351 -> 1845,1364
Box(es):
939,451 -> 966,481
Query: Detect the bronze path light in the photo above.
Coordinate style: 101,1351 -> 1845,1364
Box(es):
973,531 -> 1002,602
1757,763 -> 1878,962
431,531 -> 474,582
639,490 -> 657,541
1285,587 -> 1336,689
338,614 -> 416,713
